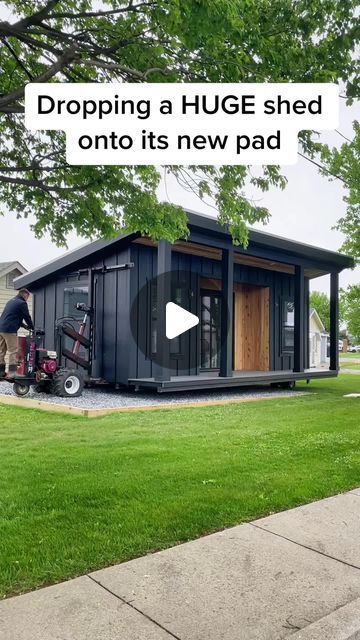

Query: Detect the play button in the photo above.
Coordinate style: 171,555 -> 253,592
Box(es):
166,302 -> 199,339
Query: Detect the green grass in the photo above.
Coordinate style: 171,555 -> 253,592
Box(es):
340,363 -> 360,370
339,352 -> 360,359
1,375 -> 360,598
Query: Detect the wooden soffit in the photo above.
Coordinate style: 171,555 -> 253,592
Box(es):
133,238 -> 326,278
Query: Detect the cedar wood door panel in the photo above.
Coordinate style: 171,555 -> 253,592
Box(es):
200,278 -> 270,371
234,284 -> 270,371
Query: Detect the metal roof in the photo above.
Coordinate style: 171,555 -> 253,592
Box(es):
15,210 -> 354,289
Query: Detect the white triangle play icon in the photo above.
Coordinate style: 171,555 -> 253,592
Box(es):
166,302 -> 199,340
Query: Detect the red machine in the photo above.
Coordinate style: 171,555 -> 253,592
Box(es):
9,329 -> 84,398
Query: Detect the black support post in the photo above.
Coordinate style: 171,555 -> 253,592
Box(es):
330,271 -> 339,371
294,265 -> 305,372
304,277 -> 310,370
154,240 -> 171,381
220,247 -> 234,377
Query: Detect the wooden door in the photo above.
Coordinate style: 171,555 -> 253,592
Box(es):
234,284 -> 269,371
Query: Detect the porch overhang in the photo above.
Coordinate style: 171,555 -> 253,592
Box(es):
141,226 -> 346,385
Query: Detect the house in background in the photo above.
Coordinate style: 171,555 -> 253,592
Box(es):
15,210 -> 353,393
309,308 -> 328,368
0,262 -> 32,336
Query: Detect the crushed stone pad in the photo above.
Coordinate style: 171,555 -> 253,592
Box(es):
0,380 -> 306,411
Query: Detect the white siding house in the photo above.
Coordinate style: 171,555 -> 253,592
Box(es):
0,262 -> 32,335
309,308 -> 328,368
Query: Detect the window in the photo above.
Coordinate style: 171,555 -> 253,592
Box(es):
63,287 -> 88,318
6,271 -> 18,289
200,291 -> 221,369
282,299 -> 294,353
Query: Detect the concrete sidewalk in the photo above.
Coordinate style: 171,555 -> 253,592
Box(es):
1,490 -> 360,640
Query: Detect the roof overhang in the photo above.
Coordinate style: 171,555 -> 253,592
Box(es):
14,209 -> 354,289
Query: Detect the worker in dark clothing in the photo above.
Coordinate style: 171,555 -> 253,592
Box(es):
0,288 -> 34,378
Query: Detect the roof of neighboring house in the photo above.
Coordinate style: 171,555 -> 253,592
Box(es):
0,261 -> 28,280
14,209 -> 355,289
310,308 -> 327,334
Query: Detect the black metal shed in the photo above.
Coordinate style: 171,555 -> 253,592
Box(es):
15,210 -> 354,392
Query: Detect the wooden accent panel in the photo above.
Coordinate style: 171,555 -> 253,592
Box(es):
235,254 -> 294,275
133,238 -> 297,275
234,284 -> 269,371
176,241 -> 222,261
200,277 -> 221,291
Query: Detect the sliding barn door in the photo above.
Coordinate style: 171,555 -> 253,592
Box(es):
234,284 -> 269,371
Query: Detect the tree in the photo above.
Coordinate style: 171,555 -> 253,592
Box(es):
0,1 -> 358,245
340,284 -> 360,343
319,121 -> 360,262
310,291 -> 330,332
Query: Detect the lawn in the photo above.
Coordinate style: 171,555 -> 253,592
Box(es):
340,363 -> 360,370
1,375 -> 360,599
340,352 -> 360,359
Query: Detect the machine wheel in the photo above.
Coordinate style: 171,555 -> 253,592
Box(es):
34,381 -> 52,394
13,382 -> 30,397
271,381 -> 296,390
282,380 -> 296,390
51,369 -> 84,397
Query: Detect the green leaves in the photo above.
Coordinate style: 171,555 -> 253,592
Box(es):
320,122 -> 360,262
309,291 -> 331,332
340,285 -> 360,343
0,0 -> 358,246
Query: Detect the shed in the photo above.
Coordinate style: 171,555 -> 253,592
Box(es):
15,210 -> 353,392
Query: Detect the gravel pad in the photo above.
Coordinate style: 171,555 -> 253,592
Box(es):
0,380 -> 306,410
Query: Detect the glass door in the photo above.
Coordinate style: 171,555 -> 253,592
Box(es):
200,290 -> 221,369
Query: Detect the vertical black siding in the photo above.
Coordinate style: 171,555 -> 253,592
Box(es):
29,241 -> 306,386
95,247 -> 132,385
129,246 -> 297,379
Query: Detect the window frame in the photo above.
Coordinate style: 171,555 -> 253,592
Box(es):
200,289 -> 222,371
281,298 -> 295,355
147,279 -> 186,360
6,271 -> 17,289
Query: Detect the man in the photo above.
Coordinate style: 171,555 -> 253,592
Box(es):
0,288 -> 34,379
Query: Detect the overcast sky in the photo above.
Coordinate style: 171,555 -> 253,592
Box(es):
0,0 -> 358,294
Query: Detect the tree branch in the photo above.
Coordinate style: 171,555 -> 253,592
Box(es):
335,129 -> 353,143
80,58 -> 173,80
0,46 -> 77,110
47,2 -> 154,20
0,174 -> 91,193
0,165 -> 69,172
9,1 -> 60,29
0,105 -> 24,113
298,151 -> 347,184
1,38 -> 33,80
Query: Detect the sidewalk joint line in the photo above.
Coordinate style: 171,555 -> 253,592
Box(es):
87,574 -> 182,640
250,522 -> 360,572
